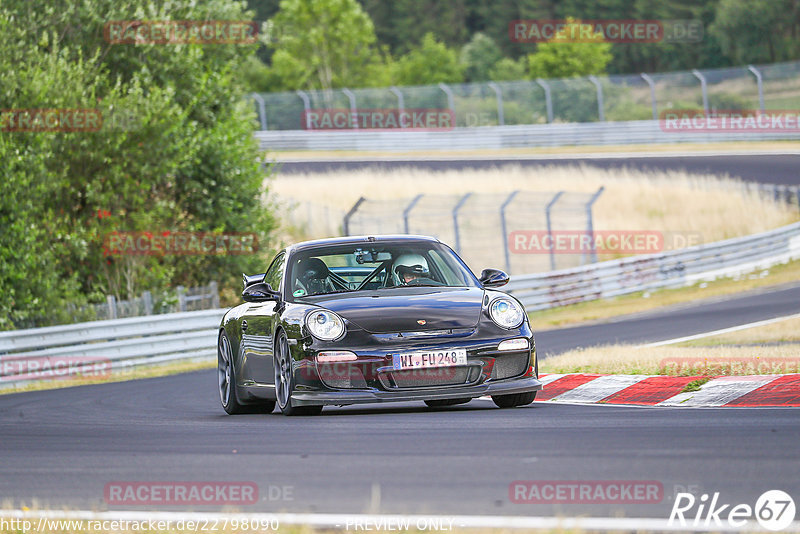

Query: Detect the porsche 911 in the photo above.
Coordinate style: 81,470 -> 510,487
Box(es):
217,235 -> 542,416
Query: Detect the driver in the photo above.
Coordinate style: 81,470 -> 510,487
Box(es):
393,253 -> 431,285
295,257 -> 334,295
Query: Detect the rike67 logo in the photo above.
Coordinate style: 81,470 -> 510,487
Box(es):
669,490 -> 796,531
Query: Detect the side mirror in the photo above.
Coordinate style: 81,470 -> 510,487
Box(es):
242,272 -> 266,291
242,282 -> 280,302
479,268 -> 509,288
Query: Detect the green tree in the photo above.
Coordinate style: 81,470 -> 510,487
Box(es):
488,57 -> 527,81
0,0 -> 274,329
709,0 -> 800,64
526,19 -> 613,79
460,32 -> 503,82
393,33 -> 464,85
267,0 -> 380,91
358,0 -> 470,55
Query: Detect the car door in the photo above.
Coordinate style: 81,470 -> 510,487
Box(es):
240,251 -> 285,386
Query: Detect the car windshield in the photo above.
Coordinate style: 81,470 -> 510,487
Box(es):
288,241 -> 479,298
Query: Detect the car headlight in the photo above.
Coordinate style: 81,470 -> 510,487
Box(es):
489,298 -> 524,329
306,310 -> 345,341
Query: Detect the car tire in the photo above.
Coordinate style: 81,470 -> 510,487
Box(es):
218,331 -> 276,414
492,391 -> 537,408
274,331 -> 323,417
424,398 -> 472,408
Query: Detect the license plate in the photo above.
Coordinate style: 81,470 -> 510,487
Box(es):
392,349 -> 467,371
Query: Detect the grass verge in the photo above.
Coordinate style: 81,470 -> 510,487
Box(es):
530,259 -> 800,329
676,314 -> 800,346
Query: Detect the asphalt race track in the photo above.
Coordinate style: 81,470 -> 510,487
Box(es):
2,283 -> 799,519
276,152 -> 800,185
536,281 -> 800,356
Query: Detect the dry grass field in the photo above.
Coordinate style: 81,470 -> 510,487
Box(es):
270,164 -> 799,246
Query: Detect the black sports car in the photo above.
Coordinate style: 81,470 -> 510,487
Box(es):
218,235 -> 542,416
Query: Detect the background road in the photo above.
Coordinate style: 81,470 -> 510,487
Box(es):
2,284 -> 799,518
536,282 -> 800,356
276,153 -> 800,185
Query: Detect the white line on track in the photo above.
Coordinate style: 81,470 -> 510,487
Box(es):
4,509 -> 798,532
640,312 -> 800,347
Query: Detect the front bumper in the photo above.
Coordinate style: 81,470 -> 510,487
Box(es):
290,376 -> 542,406
287,322 -> 541,406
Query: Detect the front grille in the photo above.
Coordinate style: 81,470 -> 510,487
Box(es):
381,366 -> 476,389
317,364 -> 369,389
491,352 -> 530,380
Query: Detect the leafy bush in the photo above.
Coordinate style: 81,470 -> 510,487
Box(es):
0,0 -> 276,329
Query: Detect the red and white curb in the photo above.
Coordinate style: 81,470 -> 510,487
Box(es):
535,373 -> 800,407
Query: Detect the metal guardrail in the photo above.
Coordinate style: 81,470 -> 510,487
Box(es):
2,221 -> 800,386
505,221 -> 800,310
0,309 -> 225,387
255,120 -> 800,152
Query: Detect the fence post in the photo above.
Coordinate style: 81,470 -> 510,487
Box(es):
142,291 -> 153,315
584,186 -> 605,265
500,190 -> 520,273
452,193 -> 472,253
106,295 -> 117,320
342,88 -> 358,129
640,73 -> 658,120
795,186 -> 800,212
210,281 -> 220,309
747,65 -> 765,112
692,69 -> 709,114
535,78 -> 553,123
249,93 -> 268,130
488,82 -> 505,126
177,286 -> 187,312
438,83 -> 455,117
390,86 -> 405,113
588,75 -> 605,122
545,191 -> 564,271
343,197 -> 366,236
403,194 -> 424,234
296,90 -> 311,129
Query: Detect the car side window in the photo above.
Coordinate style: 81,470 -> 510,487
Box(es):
264,252 -> 286,292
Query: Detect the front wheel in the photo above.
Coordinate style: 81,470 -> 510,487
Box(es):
492,391 -> 536,408
219,331 -> 276,415
274,332 -> 323,416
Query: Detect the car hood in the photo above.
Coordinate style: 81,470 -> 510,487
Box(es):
310,287 -> 484,333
